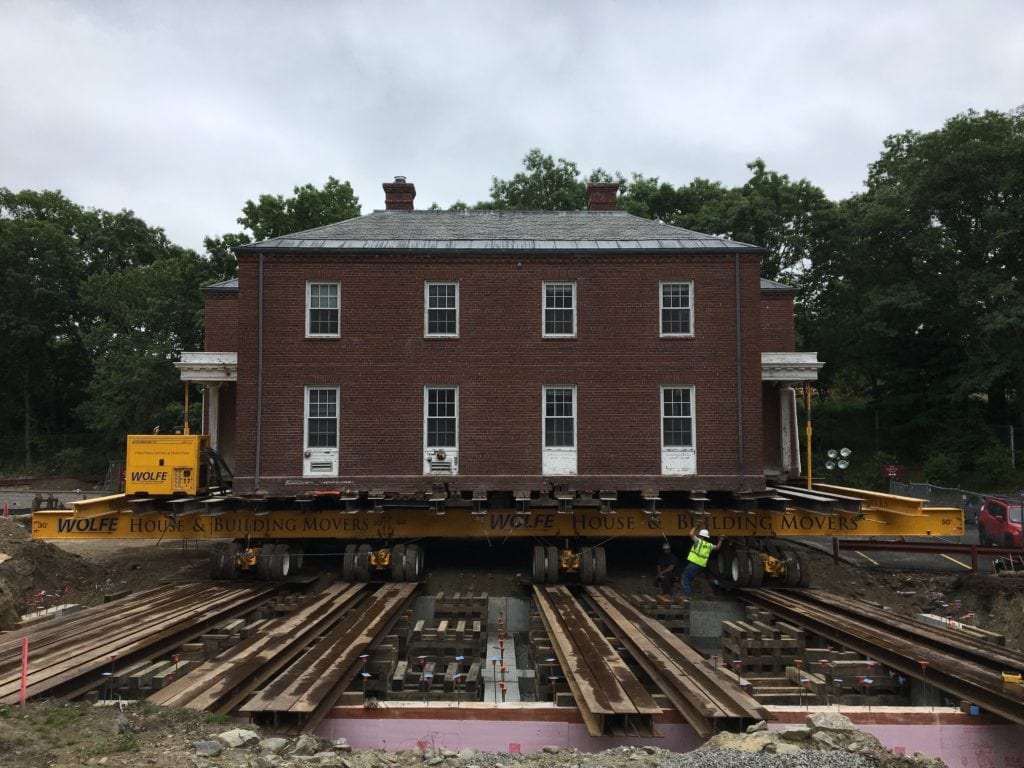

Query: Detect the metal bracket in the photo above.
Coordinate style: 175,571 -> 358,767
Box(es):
471,489 -> 487,516
599,490 -> 617,515
368,489 -> 385,513
514,490 -> 531,516
642,489 -> 661,517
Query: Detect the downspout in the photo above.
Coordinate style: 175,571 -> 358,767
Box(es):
255,252 -> 264,490
735,253 -> 745,483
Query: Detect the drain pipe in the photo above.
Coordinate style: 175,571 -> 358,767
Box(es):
734,253 -> 745,483
254,252 -> 264,490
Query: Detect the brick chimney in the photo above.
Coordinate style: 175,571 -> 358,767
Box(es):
586,182 -> 618,211
383,176 -> 416,210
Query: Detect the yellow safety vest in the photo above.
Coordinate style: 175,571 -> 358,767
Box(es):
687,538 -> 714,568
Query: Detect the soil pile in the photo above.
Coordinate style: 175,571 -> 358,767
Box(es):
0,518 -> 102,629
0,518 -> 209,630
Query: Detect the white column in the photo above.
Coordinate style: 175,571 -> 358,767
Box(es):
207,383 -> 221,450
779,385 -> 799,476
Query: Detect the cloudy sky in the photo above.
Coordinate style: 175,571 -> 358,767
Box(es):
3,1 -> 1022,251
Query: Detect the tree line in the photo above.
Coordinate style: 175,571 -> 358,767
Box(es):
1,108 -> 1021,488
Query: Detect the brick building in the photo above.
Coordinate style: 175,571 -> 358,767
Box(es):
177,178 -> 821,510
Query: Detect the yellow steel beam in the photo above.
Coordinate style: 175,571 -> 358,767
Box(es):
66,494 -> 135,519
32,503 -> 964,541
813,484 -> 929,515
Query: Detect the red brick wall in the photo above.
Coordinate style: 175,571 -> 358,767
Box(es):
760,291 -> 796,352
203,291 -> 238,352
761,382 -> 782,473
230,250 -> 767,495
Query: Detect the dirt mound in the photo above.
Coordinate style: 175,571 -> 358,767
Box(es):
0,519 -> 103,629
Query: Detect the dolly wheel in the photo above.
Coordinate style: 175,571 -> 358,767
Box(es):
545,545 -> 559,584
341,544 -> 356,581
594,547 -> 607,584
271,543 -> 291,581
355,544 -> 372,582
581,549 -> 595,584
256,545 -> 274,581
391,544 -> 406,581
532,545 -> 546,583
404,544 -> 423,581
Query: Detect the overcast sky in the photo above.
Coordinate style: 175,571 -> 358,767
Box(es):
3,1 -> 1023,251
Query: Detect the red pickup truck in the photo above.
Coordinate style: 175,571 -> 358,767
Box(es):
978,497 -> 1024,547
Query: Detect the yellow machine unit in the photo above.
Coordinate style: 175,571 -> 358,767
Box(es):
125,434 -> 209,496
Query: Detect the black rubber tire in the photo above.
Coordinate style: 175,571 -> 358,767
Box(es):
711,548 -> 730,581
716,549 -> 736,587
546,545 -> 559,584
782,551 -> 802,587
270,543 -> 291,581
291,544 -> 304,571
730,549 -> 753,587
341,543 -> 356,581
795,552 -> 811,587
404,544 -> 422,581
256,545 -> 274,581
209,543 -> 226,579
391,544 -> 406,581
532,545 -> 545,583
594,547 -> 607,584
747,550 -> 765,588
355,543 -> 372,582
581,549 -> 595,584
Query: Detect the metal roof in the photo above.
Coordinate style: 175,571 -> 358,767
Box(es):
202,277 -> 239,292
235,210 -> 763,254
759,278 -> 798,292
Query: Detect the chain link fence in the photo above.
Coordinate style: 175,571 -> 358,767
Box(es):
889,480 -> 986,525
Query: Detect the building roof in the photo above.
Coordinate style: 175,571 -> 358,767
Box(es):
201,277 -> 239,293
759,278 -> 798,293
235,210 -> 763,254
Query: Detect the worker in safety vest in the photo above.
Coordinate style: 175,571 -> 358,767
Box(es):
681,525 -> 722,598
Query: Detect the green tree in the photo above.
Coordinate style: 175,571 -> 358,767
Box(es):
483,149 -> 588,211
802,108 -> 1024,459
0,189 -> 86,468
0,189 -> 202,471
77,248 -> 216,450
204,177 -> 362,276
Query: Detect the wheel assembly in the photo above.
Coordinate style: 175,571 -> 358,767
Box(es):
580,548 -> 595,584
391,543 -> 406,581
341,543 -> 356,581
270,543 -> 291,580
209,542 -> 239,580
594,546 -> 607,584
532,545 -> 546,583
404,543 -> 423,581
746,550 -> 765,588
729,548 -> 753,587
256,545 -> 274,580
545,545 -> 559,584
355,543 -> 372,582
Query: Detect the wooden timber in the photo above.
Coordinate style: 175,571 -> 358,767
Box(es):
533,585 -> 659,738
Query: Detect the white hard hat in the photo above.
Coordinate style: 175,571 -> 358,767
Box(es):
662,542 -> 671,550
698,529 -> 711,539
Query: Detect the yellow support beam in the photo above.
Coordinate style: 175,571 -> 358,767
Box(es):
32,503 -> 964,542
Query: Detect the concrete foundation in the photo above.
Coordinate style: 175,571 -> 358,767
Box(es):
317,703 -> 1024,765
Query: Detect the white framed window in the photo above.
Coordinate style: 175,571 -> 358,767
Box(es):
542,385 -> 577,475
425,282 -> 459,337
660,281 -> 693,337
424,386 -> 458,474
304,386 -> 339,476
543,281 -> 576,337
661,386 -> 696,475
307,282 -> 340,337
